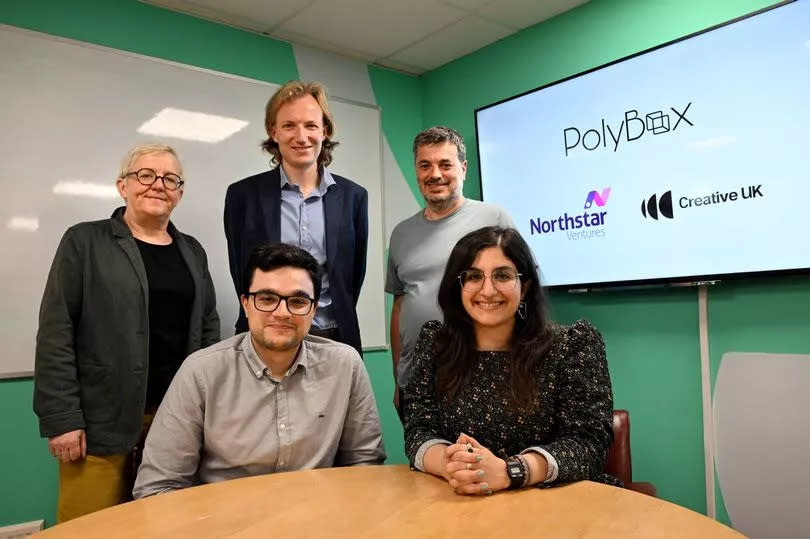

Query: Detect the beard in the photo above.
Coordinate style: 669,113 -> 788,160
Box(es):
423,179 -> 462,211
252,328 -> 303,353
426,189 -> 461,211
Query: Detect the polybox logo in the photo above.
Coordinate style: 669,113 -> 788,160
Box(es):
584,187 -> 611,209
563,102 -> 693,156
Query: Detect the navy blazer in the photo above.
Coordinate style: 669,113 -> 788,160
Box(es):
224,167 -> 368,355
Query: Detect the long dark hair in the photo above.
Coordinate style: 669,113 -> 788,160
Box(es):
434,226 -> 553,409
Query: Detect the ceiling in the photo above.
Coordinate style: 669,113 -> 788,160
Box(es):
142,0 -> 588,75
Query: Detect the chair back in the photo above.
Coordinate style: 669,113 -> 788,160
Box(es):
604,409 -> 632,485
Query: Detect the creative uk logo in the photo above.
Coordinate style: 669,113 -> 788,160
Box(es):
641,185 -> 764,221
563,102 -> 693,156
584,187 -> 611,209
529,188 -> 610,241
641,191 -> 674,220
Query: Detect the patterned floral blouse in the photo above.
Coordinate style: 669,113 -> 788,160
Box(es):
403,319 -> 619,486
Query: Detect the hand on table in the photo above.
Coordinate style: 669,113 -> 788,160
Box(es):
49,429 -> 86,463
444,433 -> 509,496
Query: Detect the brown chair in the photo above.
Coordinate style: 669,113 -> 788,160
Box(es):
604,410 -> 657,496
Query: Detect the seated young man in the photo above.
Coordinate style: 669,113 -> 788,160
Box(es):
133,244 -> 385,498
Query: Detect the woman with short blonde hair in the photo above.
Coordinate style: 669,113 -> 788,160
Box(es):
34,142 -> 220,522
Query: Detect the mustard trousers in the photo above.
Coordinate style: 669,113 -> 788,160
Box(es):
56,412 -> 155,523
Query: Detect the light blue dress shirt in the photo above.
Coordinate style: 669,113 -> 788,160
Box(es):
279,166 -> 336,330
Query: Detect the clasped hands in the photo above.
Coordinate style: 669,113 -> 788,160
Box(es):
442,433 -> 509,496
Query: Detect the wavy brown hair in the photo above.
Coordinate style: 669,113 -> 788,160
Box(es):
434,226 -> 553,410
261,80 -> 338,168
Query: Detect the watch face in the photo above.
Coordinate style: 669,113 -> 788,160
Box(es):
508,463 -> 522,475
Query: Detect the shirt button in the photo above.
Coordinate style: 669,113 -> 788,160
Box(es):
280,423 -> 286,430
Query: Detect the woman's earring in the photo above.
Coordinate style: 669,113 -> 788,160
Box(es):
517,301 -> 527,319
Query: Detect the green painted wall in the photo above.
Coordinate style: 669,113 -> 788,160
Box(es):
368,65 -> 424,205
419,0 -> 807,518
0,0 -> 298,83
0,378 -> 56,527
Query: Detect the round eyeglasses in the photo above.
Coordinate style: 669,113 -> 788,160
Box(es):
246,291 -> 315,315
458,268 -> 522,292
124,168 -> 185,191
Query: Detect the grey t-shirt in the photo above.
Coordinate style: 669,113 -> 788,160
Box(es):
385,199 -> 513,387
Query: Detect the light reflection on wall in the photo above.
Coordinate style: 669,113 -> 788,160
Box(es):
137,107 -> 249,143
7,216 -> 39,231
52,180 -> 118,199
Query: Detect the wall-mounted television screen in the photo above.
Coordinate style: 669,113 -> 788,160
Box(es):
475,0 -> 810,289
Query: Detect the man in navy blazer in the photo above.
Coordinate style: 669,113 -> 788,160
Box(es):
224,81 -> 368,355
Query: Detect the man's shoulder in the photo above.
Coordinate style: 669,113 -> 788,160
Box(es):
330,172 -> 366,192
464,199 -> 508,216
226,169 -> 278,195
390,208 -> 426,239
459,199 -> 513,227
303,336 -> 362,370
181,334 -> 243,374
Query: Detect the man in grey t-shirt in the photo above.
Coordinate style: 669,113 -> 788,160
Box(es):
385,126 -> 513,419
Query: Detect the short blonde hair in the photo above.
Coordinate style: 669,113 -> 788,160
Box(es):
118,143 -> 183,179
261,81 -> 338,167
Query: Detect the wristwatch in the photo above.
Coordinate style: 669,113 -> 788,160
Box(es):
505,457 -> 526,489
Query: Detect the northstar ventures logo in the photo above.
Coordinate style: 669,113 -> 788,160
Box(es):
641,185 -> 764,220
564,102 -> 693,156
530,188 -> 610,241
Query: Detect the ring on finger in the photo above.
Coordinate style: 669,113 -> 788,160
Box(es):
465,462 -> 471,471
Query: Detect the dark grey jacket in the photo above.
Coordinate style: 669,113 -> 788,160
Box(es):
33,207 -> 220,455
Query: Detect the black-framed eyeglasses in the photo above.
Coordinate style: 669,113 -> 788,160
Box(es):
124,168 -> 185,191
246,291 -> 315,315
458,268 -> 522,292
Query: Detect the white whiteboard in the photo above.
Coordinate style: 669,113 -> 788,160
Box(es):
0,25 -> 387,378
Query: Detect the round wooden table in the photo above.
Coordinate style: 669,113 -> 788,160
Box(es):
38,465 -> 742,538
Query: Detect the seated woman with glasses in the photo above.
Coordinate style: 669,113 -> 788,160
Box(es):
403,226 -> 618,496
33,142 -> 220,522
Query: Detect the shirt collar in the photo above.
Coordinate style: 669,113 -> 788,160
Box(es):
278,165 -> 334,197
241,332 -> 310,379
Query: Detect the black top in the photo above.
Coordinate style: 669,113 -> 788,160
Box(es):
404,319 -> 619,486
135,238 -> 194,408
